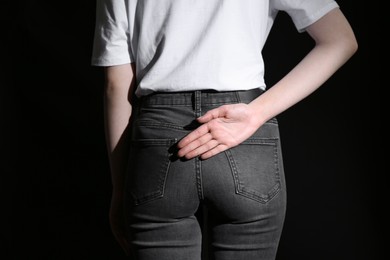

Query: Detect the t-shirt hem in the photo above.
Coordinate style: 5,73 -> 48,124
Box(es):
91,58 -> 134,67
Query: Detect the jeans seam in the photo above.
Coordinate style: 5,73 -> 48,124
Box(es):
194,90 -> 202,117
195,157 -> 204,200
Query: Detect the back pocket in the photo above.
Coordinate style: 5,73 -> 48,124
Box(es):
226,138 -> 281,203
127,138 -> 177,205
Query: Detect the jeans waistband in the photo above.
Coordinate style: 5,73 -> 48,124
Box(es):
139,88 -> 263,107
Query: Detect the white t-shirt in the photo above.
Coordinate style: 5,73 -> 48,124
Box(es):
91,0 -> 339,97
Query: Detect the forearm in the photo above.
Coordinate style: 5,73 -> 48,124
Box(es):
249,40 -> 355,125
104,63 -> 136,194
249,8 -> 358,126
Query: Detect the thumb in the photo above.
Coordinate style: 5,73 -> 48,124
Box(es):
197,105 -> 227,123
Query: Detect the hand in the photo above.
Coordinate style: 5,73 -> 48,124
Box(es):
109,193 -> 133,257
177,103 -> 261,160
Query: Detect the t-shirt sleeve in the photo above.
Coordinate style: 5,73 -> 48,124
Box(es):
91,0 -> 134,66
271,0 -> 339,32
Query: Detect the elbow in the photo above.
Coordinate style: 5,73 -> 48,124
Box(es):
104,82 -> 131,100
328,33 -> 359,61
104,82 -> 119,97
352,39 -> 358,55
346,35 -> 358,57
103,63 -> 136,96
104,79 -> 136,103
341,29 -> 358,58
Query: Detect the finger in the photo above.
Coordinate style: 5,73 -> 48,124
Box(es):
177,132 -> 213,157
182,139 -> 219,159
177,124 -> 210,148
200,144 -> 229,160
197,105 -> 227,123
112,230 -> 130,255
119,238 -> 131,256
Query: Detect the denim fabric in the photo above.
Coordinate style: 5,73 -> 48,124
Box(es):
124,88 -> 287,260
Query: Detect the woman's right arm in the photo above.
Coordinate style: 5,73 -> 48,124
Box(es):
92,0 -> 136,255
104,63 -> 136,195
103,63 -> 136,255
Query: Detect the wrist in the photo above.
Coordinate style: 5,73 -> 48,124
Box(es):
247,103 -> 267,129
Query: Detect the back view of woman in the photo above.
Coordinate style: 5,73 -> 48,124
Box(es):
91,1 -> 357,259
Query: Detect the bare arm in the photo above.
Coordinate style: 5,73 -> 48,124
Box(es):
103,63 -> 136,256
177,8 -> 358,159
104,63 -> 136,193
248,8 -> 358,125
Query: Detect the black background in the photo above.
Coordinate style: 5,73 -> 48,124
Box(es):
2,1 -> 379,259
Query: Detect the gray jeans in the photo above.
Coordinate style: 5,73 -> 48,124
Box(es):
125,88 -> 287,260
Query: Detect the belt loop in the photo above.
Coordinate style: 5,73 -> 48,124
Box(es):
235,91 -> 242,103
194,90 -> 202,117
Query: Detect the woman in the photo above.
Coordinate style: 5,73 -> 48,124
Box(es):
91,0 -> 357,259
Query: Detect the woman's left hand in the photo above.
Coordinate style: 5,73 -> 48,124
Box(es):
177,103 -> 261,160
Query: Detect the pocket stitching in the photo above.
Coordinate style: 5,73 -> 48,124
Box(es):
129,139 -> 176,205
226,138 -> 281,203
